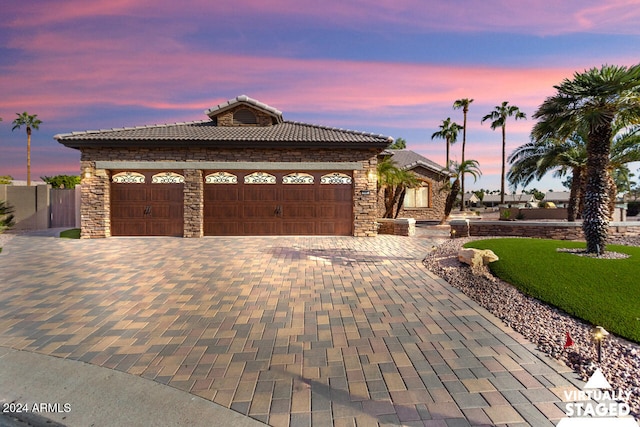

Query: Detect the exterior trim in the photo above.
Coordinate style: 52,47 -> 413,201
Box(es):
95,161 -> 364,170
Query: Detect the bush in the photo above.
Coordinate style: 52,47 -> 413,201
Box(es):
0,200 -> 15,234
628,201 -> 640,217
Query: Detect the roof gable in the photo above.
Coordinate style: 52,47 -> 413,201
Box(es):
204,95 -> 283,126
384,149 -> 447,176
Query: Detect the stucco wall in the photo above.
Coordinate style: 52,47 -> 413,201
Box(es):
0,184 -> 50,230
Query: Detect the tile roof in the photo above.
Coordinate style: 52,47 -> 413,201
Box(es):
55,120 -> 393,149
384,149 -> 447,175
544,191 -> 571,201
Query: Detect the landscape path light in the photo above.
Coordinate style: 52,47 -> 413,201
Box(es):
591,325 -> 609,364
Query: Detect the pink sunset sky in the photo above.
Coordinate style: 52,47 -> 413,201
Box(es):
1,0 -> 639,191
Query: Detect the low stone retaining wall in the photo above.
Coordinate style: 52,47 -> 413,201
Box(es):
377,218 -> 416,236
450,220 -> 640,240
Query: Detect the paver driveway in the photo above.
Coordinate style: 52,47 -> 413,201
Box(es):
0,233 -> 579,426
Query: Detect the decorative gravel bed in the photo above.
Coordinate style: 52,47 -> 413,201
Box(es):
423,236 -> 640,416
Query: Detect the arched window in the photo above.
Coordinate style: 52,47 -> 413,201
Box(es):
112,172 -> 145,183
320,172 -> 352,184
283,172 -> 314,184
233,108 -> 257,125
151,172 -> 185,184
244,172 -> 276,184
205,172 -> 238,184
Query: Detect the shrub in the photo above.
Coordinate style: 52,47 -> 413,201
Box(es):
628,201 -> 640,217
0,200 -> 15,234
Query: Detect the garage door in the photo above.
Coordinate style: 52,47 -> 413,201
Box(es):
110,171 -> 184,236
203,171 -> 353,236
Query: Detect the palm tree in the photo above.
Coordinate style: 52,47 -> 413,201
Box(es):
453,98 -> 474,211
509,126 -> 640,221
388,137 -> 407,149
442,160 -> 482,221
532,64 -> 640,254
377,158 -> 421,218
508,136 -> 587,221
481,102 -> 526,204
12,112 -> 42,186
431,118 -> 462,170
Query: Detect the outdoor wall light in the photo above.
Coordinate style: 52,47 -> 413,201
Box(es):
591,325 -> 609,363
367,169 -> 377,182
83,168 -> 92,179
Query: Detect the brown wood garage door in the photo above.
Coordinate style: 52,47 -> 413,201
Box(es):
110,171 -> 184,236
203,171 -> 353,236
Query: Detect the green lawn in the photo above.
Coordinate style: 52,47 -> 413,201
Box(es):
60,228 -> 81,239
464,238 -> 640,343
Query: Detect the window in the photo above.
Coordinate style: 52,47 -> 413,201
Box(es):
151,172 -> 185,184
320,172 -> 352,184
283,172 -> 314,184
244,172 -> 276,184
233,108 -> 257,125
403,183 -> 430,208
205,172 -> 237,184
112,172 -> 145,183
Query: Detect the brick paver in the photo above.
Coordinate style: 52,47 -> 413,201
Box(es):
0,233 -> 582,426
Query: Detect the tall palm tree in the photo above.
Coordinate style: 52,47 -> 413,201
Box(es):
442,159 -> 482,221
431,118 -> 463,170
377,158 -> 421,218
12,112 -> 42,186
532,64 -> 640,254
453,98 -> 474,211
481,102 -> 526,204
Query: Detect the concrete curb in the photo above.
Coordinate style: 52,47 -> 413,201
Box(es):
0,347 -> 265,427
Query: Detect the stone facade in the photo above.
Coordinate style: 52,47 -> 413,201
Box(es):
183,169 -> 203,238
78,147 -> 380,238
377,165 -> 447,221
80,160 -> 111,238
377,218 -> 416,236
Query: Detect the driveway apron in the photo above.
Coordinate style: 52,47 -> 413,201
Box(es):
0,234 -> 580,426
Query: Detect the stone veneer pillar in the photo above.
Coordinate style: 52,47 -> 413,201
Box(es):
80,161 -> 111,238
183,169 -> 203,237
353,157 -> 378,237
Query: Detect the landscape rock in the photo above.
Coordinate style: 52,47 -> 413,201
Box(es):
457,248 -> 499,269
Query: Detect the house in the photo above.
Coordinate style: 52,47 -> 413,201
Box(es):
466,193 -> 481,206
55,95 -> 392,238
543,191 -> 571,208
480,193 -> 536,207
379,149 -> 448,221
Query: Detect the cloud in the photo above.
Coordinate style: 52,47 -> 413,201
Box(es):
5,0 -> 640,36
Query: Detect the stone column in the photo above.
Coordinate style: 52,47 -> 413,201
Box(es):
79,161 -> 110,238
183,169 -> 203,238
353,156 -> 378,237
